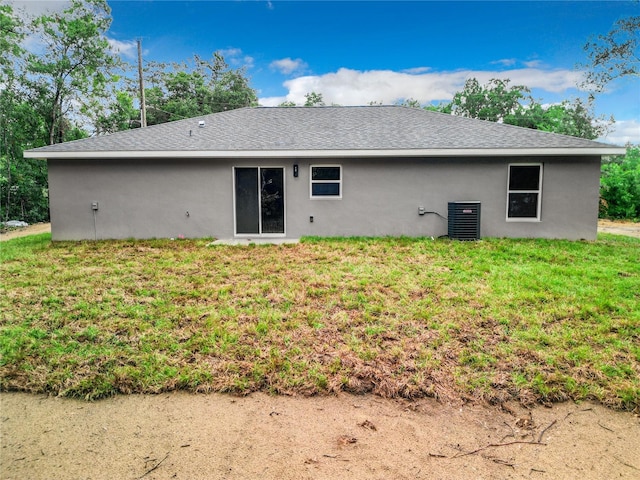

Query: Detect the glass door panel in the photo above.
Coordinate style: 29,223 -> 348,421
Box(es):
260,168 -> 284,234
235,167 -> 285,235
235,168 -> 260,234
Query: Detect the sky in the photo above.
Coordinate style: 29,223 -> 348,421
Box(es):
9,0 -> 640,145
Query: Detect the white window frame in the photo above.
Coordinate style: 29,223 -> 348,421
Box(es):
506,163 -> 543,222
310,165 -> 342,199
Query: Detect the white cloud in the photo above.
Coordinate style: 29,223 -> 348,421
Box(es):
470,68 -> 583,93
9,1 -> 136,62
523,60 -> 544,68
219,48 -> 242,58
600,119 -> 640,146
259,66 -> 584,106
242,56 -> 255,69
107,38 -> 137,59
270,57 -> 308,75
283,68 -> 463,106
6,1 -> 69,55
260,96 -> 288,107
7,0 -> 69,19
218,48 -> 254,69
491,58 -> 517,67
490,58 -> 545,69
401,67 -> 431,74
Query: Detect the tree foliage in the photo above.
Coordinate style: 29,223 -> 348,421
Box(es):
445,77 -> 609,140
94,90 -> 139,134
26,0 -> 122,145
450,78 -> 530,122
278,100 -> 297,107
582,15 -> 640,93
600,146 -> 640,220
506,98 -> 609,140
395,98 -> 423,109
0,4 -> 49,223
276,91 -> 325,107
135,52 -> 258,126
424,103 -> 452,114
0,4 -> 24,79
304,91 -> 325,107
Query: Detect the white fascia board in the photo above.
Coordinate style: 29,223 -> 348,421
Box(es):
23,147 -> 627,159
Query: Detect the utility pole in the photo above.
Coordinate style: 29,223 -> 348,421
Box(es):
137,39 -> 147,128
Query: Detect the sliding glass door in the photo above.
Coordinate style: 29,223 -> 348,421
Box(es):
234,167 -> 285,235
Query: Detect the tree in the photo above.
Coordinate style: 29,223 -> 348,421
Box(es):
0,4 -> 24,80
447,77 -> 610,140
394,98 -> 453,113
0,88 -> 52,222
0,4 -> 26,222
275,92 -> 326,107
395,98 -> 422,109
424,103 -> 452,114
95,91 -> 139,134
450,78 -> 530,122
26,0 -> 122,144
141,52 -> 258,126
506,98 -> 610,140
600,146 -> 640,220
304,91 -> 325,107
0,5 -> 50,223
582,15 -> 640,93
274,92 -> 325,107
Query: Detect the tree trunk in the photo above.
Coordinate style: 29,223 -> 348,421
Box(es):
49,87 -> 62,145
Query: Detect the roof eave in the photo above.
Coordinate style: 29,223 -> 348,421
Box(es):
23,147 -> 626,160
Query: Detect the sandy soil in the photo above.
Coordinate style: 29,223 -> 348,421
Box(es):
0,223 -> 52,241
597,219 -> 640,238
2,392 -> 639,480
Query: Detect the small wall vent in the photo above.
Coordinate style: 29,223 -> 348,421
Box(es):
448,201 -> 481,241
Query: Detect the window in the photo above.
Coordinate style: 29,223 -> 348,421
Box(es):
311,165 -> 341,198
507,164 -> 542,221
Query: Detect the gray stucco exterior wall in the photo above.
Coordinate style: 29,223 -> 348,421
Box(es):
47,155 -> 601,241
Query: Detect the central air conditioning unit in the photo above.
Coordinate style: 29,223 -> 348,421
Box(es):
448,201 -> 481,240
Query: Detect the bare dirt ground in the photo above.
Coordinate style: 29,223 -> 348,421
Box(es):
2,392 -> 639,480
0,223 -> 52,241
2,220 -> 639,479
597,219 -> 640,238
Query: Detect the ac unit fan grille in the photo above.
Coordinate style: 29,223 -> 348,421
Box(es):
448,202 -> 481,241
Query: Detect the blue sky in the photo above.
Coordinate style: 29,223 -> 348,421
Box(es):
11,0 -> 640,144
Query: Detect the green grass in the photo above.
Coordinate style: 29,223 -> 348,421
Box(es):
1,233 -> 639,410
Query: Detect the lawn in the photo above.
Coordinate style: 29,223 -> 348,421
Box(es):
1,233 -> 639,410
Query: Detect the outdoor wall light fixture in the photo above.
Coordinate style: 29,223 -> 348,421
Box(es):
293,164 -> 299,177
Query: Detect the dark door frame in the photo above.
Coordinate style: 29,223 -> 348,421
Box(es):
233,166 -> 286,237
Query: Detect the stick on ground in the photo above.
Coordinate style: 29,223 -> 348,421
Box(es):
137,452 -> 170,479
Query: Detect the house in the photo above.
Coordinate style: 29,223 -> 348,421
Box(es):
24,106 -> 625,241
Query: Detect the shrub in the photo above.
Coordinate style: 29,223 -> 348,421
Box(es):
600,146 -> 640,220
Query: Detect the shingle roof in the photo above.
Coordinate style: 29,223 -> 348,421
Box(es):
24,106 -> 624,158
